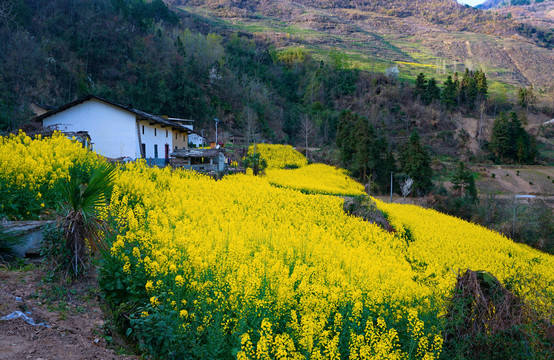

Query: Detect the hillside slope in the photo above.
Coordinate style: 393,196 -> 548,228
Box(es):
168,0 -> 554,88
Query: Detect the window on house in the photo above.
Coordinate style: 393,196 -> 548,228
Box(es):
154,144 -> 158,159
141,143 -> 146,158
166,130 -> 168,138
154,128 -> 157,136
142,125 -> 144,135
175,132 -> 177,139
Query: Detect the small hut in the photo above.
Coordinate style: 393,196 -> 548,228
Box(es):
170,148 -> 227,172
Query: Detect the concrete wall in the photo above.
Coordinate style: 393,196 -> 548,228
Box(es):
43,99 -> 137,159
137,120 -> 174,160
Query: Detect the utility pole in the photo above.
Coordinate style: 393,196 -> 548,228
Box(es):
214,118 -> 220,146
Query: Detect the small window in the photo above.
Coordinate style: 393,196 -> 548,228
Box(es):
154,128 -> 157,136
175,132 -> 177,139
154,144 -> 158,159
142,125 -> 144,135
166,130 -> 168,138
141,143 -> 146,158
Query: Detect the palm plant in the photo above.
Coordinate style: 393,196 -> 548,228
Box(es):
61,161 -> 115,276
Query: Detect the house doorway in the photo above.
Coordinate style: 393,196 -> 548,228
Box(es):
165,144 -> 170,164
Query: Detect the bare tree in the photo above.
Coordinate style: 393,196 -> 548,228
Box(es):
0,0 -> 14,26
401,177 -> 414,198
478,101 -> 486,151
300,115 -> 314,160
242,106 -> 259,149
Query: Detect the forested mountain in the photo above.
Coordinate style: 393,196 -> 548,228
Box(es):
0,0 -> 459,146
0,0 -> 551,164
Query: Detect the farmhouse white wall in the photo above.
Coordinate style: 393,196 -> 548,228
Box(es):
137,120 -> 177,159
43,99 -> 137,159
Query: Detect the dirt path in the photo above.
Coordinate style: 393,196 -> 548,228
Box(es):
0,264 -> 137,360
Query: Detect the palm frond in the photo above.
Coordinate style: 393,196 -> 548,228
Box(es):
60,161 -> 115,276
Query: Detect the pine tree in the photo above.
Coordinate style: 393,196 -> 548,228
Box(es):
336,110 -> 357,164
452,162 -> 477,202
353,115 -> 375,182
461,69 -> 478,109
489,112 -> 511,162
489,112 -> 538,164
475,70 -> 488,100
425,78 -> 441,105
441,75 -> 457,109
415,73 -> 427,101
398,130 -> 433,195
337,110 -> 396,190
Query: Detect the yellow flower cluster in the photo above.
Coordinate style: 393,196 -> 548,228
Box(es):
248,143 -> 308,169
4,135 -> 551,358
0,131 -> 100,190
266,163 -> 366,196
106,161 -> 445,358
0,131 -> 102,218
104,159 -> 552,358
374,199 -> 554,317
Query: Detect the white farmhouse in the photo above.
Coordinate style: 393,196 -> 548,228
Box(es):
33,95 -> 194,164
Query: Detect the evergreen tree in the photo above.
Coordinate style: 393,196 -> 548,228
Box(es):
475,70 -> 488,100
453,72 -> 461,107
398,130 -> 433,195
425,78 -> 441,105
452,162 -> 477,202
441,76 -> 457,110
414,73 -> 427,101
489,112 -> 538,164
336,110 -> 357,164
489,112 -> 511,162
461,68 -> 478,109
353,115 -> 375,182
337,110 -> 396,190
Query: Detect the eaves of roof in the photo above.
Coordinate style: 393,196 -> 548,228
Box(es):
31,94 -> 196,134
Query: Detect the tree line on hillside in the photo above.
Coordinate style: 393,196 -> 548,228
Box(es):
415,70 -> 488,110
0,0 -> 364,145
337,110 -> 433,196
0,0 -> 542,172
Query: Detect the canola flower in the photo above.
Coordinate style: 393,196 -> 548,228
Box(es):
374,199 -> 554,318
0,131 -> 101,218
248,143 -> 308,169
105,160 -> 553,358
106,162 -> 443,358
266,163 -> 365,196
0,131 -> 99,189
2,136 -> 552,359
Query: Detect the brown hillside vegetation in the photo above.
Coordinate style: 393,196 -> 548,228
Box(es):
170,0 -> 554,89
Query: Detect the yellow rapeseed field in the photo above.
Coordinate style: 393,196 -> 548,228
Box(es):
2,136 -> 552,359
0,131 -> 101,218
265,164 -> 366,196
248,143 -> 308,169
